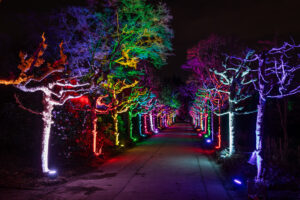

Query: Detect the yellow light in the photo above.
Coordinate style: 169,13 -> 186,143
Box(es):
115,49 -> 139,69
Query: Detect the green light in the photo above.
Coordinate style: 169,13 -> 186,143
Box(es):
208,110 -> 211,136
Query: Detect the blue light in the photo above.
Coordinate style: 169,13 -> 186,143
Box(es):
206,139 -> 212,143
48,170 -> 57,179
233,179 -> 242,185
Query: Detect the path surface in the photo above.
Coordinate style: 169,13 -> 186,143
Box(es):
1,123 -> 236,200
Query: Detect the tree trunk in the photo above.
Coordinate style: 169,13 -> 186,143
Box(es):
200,113 -> 203,130
204,113 -> 207,133
254,95 -> 266,181
92,110 -> 101,156
128,110 -> 136,142
211,111 -> 214,141
149,113 -> 155,133
112,112 -> 119,146
143,114 -> 149,134
228,100 -> 235,156
207,110 -> 211,137
41,95 -> 54,174
216,105 -> 221,149
138,114 -> 146,137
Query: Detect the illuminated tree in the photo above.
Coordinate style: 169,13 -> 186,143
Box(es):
92,95 -> 115,156
211,50 -> 256,156
182,35 -> 238,149
115,0 -> 173,68
128,91 -> 155,141
139,93 -> 157,134
52,0 -> 174,149
101,78 -> 142,145
53,6 -> 111,77
0,35 -> 89,175
246,42 -> 300,182
195,72 -> 229,148
157,86 -> 180,128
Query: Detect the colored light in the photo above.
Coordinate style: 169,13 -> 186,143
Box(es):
143,114 -> 150,134
149,113 -> 155,132
139,114 -> 147,137
48,170 -> 57,179
233,179 -> 242,185
206,139 -> 212,143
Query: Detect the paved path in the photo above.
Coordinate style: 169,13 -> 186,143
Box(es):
1,123 -> 234,200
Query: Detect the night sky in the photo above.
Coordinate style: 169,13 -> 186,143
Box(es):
161,0 -> 300,80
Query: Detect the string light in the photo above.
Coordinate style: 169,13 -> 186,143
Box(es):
143,114 -> 150,134
149,113 -> 155,133
138,114 -> 147,137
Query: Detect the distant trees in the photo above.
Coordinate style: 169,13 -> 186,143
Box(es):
183,35 -> 254,156
183,34 -> 300,182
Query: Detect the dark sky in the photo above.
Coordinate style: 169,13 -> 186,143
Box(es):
161,0 -> 300,80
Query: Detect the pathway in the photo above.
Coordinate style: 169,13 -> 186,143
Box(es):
0,123 -> 236,200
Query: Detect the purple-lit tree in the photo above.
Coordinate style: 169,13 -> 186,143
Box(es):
247,42 -> 300,182
53,6 -> 109,77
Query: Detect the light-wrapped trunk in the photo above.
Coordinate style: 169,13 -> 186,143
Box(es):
128,110 -> 137,142
254,96 -> 266,181
211,111 -> 214,141
112,111 -> 119,146
228,100 -> 235,156
41,95 -> 54,173
149,113 -> 155,133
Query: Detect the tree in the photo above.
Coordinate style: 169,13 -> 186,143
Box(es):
101,78 -> 144,145
128,91 -> 155,141
0,35 -> 89,174
211,50 -> 256,156
182,35 -> 241,151
247,42 -> 300,182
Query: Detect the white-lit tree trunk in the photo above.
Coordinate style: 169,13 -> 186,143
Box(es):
255,95 -> 266,181
41,94 -> 54,174
138,114 -> 146,137
228,100 -> 235,156
149,112 -> 155,133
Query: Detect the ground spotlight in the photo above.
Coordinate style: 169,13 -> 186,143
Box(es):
48,170 -> 57,179
206,139 -> 212,143
233,178 -> 242,185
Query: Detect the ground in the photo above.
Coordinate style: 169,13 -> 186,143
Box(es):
0,123 -> 244,200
